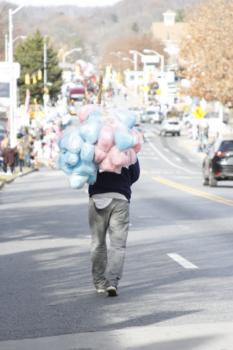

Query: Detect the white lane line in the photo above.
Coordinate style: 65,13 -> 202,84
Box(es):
146,138 -> 196,174
167,253 -> 199,270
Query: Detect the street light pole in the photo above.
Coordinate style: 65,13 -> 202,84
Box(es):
129,50 -> 141,71
110,51 -> 123,72
8,5 -> 24,147
129,50 -> 146,102
43,39 -> 47,89
143,49 -> 164,78
123,57 -> 136,96
43,38 -> 48,109
122,57 -> 134,65
13,35 -> 26,44
5,34 -> 8,61
143,49 -> 165,112
62,47 -> 82,64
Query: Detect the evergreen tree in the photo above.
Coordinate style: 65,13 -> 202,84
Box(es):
176,9 -> 185,22
14,30 -> 62,105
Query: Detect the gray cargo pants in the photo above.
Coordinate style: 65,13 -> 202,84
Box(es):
88,198 -> 130,289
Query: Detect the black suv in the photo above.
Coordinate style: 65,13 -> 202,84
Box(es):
202,136 -> 233,186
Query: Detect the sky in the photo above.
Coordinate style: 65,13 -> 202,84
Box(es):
7,0 -> 122,7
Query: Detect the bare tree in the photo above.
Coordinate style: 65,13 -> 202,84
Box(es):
179,0 -> 233,106
100,33 -> 165,72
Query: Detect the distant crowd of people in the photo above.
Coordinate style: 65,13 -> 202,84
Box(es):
0,122 -> 61,175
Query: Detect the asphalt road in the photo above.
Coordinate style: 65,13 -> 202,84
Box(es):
1,126 -> 233,349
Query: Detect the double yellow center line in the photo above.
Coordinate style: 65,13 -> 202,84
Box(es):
152,176 -> 233,207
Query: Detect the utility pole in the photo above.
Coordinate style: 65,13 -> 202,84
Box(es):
5,34 -> 8,61
8,5 -> 24,147
43,39 -> 48,109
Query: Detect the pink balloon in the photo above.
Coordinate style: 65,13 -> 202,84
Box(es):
94,146 -> 107,164
109,146 -> 128,167
133,143 -> 142,153
99,154 -> 121,173
97,125 -> 114,153
126,148 -> 137,166
78,105 -> 96,123
131,128 -> 143,153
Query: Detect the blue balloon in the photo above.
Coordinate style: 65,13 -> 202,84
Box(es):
115,109 -> 136,129
58,128 -> 82,153
58,153 -> 74,174
114,129 -> 135,151
80,142 -> 95,162
87,171 -> 97,185
69,174 -> 88,189
73,161 -> 97,177
64,151 -> 80,167
79,121 -> 101,144
87,110 -> 102,122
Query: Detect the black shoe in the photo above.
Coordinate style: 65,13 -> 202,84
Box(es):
107,286 -> 118,297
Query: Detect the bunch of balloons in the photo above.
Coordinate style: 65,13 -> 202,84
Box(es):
58,105 -> 143,189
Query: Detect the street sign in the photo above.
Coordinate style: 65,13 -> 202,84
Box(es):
194,106 -> 205,119
0,61 -> 20,81
0,82 -> 10,98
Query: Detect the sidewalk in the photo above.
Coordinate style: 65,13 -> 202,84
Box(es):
0,168 -> 37,190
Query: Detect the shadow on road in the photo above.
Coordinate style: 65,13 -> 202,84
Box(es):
0,169 -> 232,342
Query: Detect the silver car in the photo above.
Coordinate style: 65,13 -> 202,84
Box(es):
160,118 -> 181,136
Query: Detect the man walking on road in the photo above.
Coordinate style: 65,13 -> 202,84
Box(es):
88,159 -> 140,297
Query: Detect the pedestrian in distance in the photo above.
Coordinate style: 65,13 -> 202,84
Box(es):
2,146 -> 17,174
0,135 -> 9,172
17,141 -> 25,174
88,159 -> 140,297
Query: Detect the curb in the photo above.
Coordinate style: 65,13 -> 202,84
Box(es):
0,168 -> 38,190
177,136 -> 205,160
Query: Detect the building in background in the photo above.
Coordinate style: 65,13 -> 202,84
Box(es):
151,10 -> 188,70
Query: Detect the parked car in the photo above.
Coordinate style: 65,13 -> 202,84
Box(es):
202,136 -> 233,186
141,107 -> 163,124
128,106 -> 145,125
182,112 -> 195,127
159,118 -> 181,136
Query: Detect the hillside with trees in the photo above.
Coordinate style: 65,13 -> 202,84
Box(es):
0,0 -> 201,60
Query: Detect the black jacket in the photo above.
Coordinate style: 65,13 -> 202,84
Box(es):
88,159 -> 140,201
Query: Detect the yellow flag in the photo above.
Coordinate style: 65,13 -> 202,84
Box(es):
105,65 -> 112,78
44,86 -> 49,94
116,72 -> 123,83
75,64 -> 81,76
32,74 -> 37,84
37,70 -> 42,81
25,73 -> 31,85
